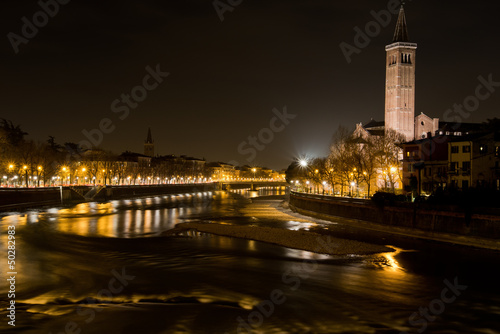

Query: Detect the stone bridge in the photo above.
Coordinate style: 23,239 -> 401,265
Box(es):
218,181 -> 289,191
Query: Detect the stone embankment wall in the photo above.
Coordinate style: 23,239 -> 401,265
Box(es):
289,191 -> 500,241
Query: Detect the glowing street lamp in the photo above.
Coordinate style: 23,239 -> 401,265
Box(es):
22,165 -> 28,187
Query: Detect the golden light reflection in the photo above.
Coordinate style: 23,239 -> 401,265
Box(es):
382,250 -> 403,272
286,221 -> 317,231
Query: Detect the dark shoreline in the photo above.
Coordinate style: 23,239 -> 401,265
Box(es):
289,191 -> 500,251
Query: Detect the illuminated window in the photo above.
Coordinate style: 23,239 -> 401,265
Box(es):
462,145 -> 471,153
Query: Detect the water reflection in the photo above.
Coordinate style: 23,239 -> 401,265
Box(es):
1,191 -> 500,334
0,191 -> 216,238
286,220 -> 318,231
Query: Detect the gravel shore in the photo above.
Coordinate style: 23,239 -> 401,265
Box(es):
165,198 -> 394,256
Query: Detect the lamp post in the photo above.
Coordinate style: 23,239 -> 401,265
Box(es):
7,165 -> 14,187
23,165 -> 28,187
62,167 -> 70,186
37,166 -> 43,187
81,167 -> 86,185
390,166 -> 397,193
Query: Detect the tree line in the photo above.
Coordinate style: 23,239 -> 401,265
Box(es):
0,119 -> 209,187
286,126 -> 405,197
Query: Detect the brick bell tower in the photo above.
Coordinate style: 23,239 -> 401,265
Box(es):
385,4 -> 417,142
144,127 -> 154,157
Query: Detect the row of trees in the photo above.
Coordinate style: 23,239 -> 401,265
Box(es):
0,119 -> 210,187
286,126 -> 405,197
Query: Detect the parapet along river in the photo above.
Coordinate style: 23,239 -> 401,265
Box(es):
1,189 -> 499,333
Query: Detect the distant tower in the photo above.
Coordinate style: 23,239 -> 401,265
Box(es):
385,5 -> 417,142
144,128 -> 154,157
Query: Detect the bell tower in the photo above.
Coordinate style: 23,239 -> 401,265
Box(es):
144,127 -> 154,157
385,5 -> 417,142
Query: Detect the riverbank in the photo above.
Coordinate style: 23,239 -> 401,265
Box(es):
289,191 -> 500,251
166,196 -> 394,256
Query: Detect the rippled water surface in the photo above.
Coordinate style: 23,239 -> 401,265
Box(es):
1,189 -> 500,333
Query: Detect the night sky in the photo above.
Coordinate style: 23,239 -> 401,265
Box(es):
1,0 -> 499,170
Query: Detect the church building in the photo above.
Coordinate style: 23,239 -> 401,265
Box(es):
355,5 -> 444,142
144,127 -> 155,157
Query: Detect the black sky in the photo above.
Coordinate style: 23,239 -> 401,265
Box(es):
1,0 -> 499,170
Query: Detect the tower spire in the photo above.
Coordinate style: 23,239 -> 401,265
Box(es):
385,4 -> 417,142
146,127 -> 153,144
144,128 -> 154,157
393,5 -> 410,42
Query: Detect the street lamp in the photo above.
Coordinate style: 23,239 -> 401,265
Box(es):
36,166 -> 43,187
23,165 -> 28,187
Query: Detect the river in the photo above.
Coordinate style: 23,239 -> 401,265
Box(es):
1,189 -> 499,333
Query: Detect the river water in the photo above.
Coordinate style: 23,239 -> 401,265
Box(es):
1,189 -> 500,333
